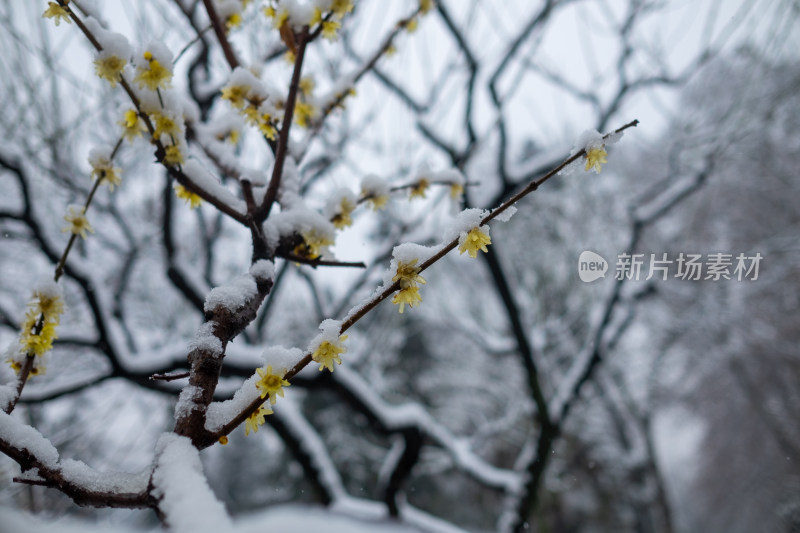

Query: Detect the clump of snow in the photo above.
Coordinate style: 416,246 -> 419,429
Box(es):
307,319 -> 344,353
174,385 -> 202,421
249,259 -> 275,283
204,272 -> 258,314
188,322 -> 223,356
441,208 -> 488,242
262,345 -> 303,374
84,18 -> 131,59
134,40 -> 173,74
360,174 -> 389,198
0,411 -> 59,467
205,373 -> 261,432
59,459 -> 149,495
493,205 -> 517,223
380,243 -> 441,289
323,188 -> 357,219
151,434 -> 232,532
182,160 -> 247,215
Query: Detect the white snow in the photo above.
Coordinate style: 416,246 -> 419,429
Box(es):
261,345 -> 303,374
204,272 -> 259,314
0,411 -> 59,467
181,159 -> 247,215
151,434 -> 232,532
441,208 -> 489,243
205,373 -> 261,432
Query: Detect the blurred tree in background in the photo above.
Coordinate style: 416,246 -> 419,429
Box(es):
0,1 -> 797,532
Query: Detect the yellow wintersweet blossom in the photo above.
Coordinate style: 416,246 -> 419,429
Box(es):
420,0 -> 435,14
163,144 -> 185,166
20,320 -> 58,358
218,435 -> 229,445
459,227 -> 491,258
331,0 -> 354,18
43,2 -> 71,26
119,109 -> 146,142
393,259 -> 426,289
94,54 -> 127,87
299,76 -> 315,97
312,335 -> 348,372
221,84 -> 250,109
264,6 -> 289,29
63,205 -> 94,240
409,178 -> 429,199
257,113 -> 278,140
245,405 -> 273,436
365,193 -> 389,211
225,12 -> 242,31
294,101 -> 316,128
331,196 -> 356,229
255,365 -> 290,405
91,159 -> 122,191
29,289 -> 64,322
295,228 -> 334,260
134,51 -> 172,91
152,112 -> 181,141
405,17 -> 418,33
449,182 -> 464,199
584,147 -> 608,173
391,259 -> 426,313
392,286 -> 422,313
174,184 -> 202,209
322,20 -> 340,40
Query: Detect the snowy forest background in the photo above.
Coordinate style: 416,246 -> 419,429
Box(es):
0,1 -> 798,532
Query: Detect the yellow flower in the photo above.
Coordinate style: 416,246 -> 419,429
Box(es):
264,6 -> 289,28
385,44 -> 397,57
449,182 -> 464,199
299,76 -> 315,97
294,101 -> 316,128
152,112 -> 181,141
392,286 -> 422,313
584,147 -> 608,173
331,196 -> 356,229
310,7 -> 322,26
294,228 -> 334,260
42,2 -> 71,26
174,183 -> 202,209
393,259 -> 426,289
322,20 -> 340,40
221,84 -> 250,109
29,289 -> 64,323
163,144 -> 185,166
63,205 -> 94,240
255,365 -> 290,405
419,0 -> 435,14
90,158 -> 123,191
312,335 -> 347,372
257,113 -> 278,140
366,193 -> 389,211
94,54 -> 127,87
409,178 -> 429,199
134,51 -> 172,91
458,227 -> 491,258
405,17 -> 418,33
19,310 -> 59,358
218,435 -> 229,445
245,405 -> 273,436
331,0 -> 353,18
225,13 -> 242,31
119,109 -> 146,142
